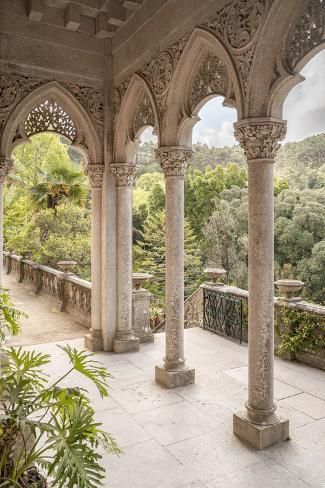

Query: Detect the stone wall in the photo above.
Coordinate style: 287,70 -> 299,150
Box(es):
3,252 -> 91,328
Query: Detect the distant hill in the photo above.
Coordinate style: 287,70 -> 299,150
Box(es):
137,133 -> 325,189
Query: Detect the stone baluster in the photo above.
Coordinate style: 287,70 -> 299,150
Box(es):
233,118 -> 289,449
84,164 -> 104,351
0,158 -> 13,287
111,163 -> 140,353
155,147 -> 195,388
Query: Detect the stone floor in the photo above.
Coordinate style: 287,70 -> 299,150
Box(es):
3,273 -> 86,345
25,329 -> 325,488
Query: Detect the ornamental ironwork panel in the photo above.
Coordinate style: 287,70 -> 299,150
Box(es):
203,288 -> 243,343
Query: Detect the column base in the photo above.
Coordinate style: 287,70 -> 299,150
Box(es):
233,412 -> 289,450
138,330 -> 154,343
84,331 -> 103,352
155,365 -> 195,389
113,336 -> 140,353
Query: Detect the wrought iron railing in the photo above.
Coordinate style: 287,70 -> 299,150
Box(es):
203,287 -> 243,343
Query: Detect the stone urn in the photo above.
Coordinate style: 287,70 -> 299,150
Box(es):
57,261 -> 78,275
132,272 -> 153,290
274,279 -> 304,302
21,250 -> 32,259
204,267 -> 227,286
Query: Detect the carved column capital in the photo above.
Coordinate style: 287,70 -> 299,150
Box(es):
0,158 -> 13,183
156,147 -> 193,177
234,119 -> 287,162
86,164 -> 104,188
111,163 -> 138,187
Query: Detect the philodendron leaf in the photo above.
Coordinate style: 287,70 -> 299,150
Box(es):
59,346 -> 110,398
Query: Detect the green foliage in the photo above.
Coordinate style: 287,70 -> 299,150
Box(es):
0,289 -> 26,343
5,203 -> 91,280
278,308 -> 325,354
134,210 -> 202,302
0,345 -> 121,487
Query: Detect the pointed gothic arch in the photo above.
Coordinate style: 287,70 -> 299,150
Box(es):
162,28 -> 242,147
113,74 -> 159,164
1,80 -> 102,164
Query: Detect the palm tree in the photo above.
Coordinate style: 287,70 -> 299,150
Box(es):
30,161 -> 89,209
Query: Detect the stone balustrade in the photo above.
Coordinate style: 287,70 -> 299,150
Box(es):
3,252 -> 91,328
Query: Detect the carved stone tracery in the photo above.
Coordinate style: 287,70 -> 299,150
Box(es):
156,147 -> 193,177
0,157 -> 14,183
189,52 -> 228,112
0,72 -> 104,152
234,119 -> 287,161
25,99 -> 77,142
226,0 -> 265,49
111,163 -> 138,187
287,0 -> 325,69
133,93 -> 155,137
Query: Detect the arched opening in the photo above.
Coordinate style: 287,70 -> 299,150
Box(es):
1,90 -> 101,345
187,96 -> 247,288
274,50 -> 325,305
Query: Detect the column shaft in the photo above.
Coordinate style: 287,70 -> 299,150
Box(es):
84,164 -> 104,352
111,163 -> 139,353
164,176 -> 185,370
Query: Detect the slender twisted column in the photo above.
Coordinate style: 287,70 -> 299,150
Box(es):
84,164 -> 104,351
233,118 -> 289,449
111,163 -> 140,353
155,147 -> 195,388
0,158 -> 13,287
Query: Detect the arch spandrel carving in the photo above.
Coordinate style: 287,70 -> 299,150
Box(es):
132,92 -> 156,138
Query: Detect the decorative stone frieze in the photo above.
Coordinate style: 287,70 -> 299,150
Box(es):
25,99 -> 77,142
234,119 -> 287,161
226,0 -> 266,49
0,158 -> 13,183
287,0 -> 325,70
111,163 -> 137,186
156,147 -> 192,177
86,164 -> 105,188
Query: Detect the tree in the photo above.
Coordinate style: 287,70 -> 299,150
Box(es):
134,210 -> 202,302
297,241 -> 325,304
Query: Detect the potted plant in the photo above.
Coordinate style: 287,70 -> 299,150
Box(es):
0,289 -> 121,487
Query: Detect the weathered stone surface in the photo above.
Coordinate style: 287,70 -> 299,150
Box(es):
233,412 -> 289,450
155,365 -> 195,389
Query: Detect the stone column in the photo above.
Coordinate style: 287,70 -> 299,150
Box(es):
155,147 -> 195,388
111,163 -> 140,353
84,164 -> 104,352
0,158 -> 13,287
233,118 -> 289,449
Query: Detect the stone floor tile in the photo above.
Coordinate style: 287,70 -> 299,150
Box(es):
281,392 -> 325,419
134,400 -> 219,446
278,399 -> 315,430
205,458 -> 311,488
95,407 -> 152,448
102,439 -> 196,488
106,361 -> 153,388
275,363 -> 325,401
110,381 -> 183,414
167,426 -> 263,483
115,351 -> 157,370
265,440 -> 325,488
293,418 -> 325,459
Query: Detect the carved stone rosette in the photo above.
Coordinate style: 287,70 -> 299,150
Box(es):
86,164 -> 105,188
111,163 -> 138,187
234,119 -> 287,161
156,147 -> 193,177
0,157 -> 14,183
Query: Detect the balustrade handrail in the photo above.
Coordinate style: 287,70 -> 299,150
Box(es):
3,251 -> 91,327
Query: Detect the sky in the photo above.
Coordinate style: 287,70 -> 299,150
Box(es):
141,50 -> 325,147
